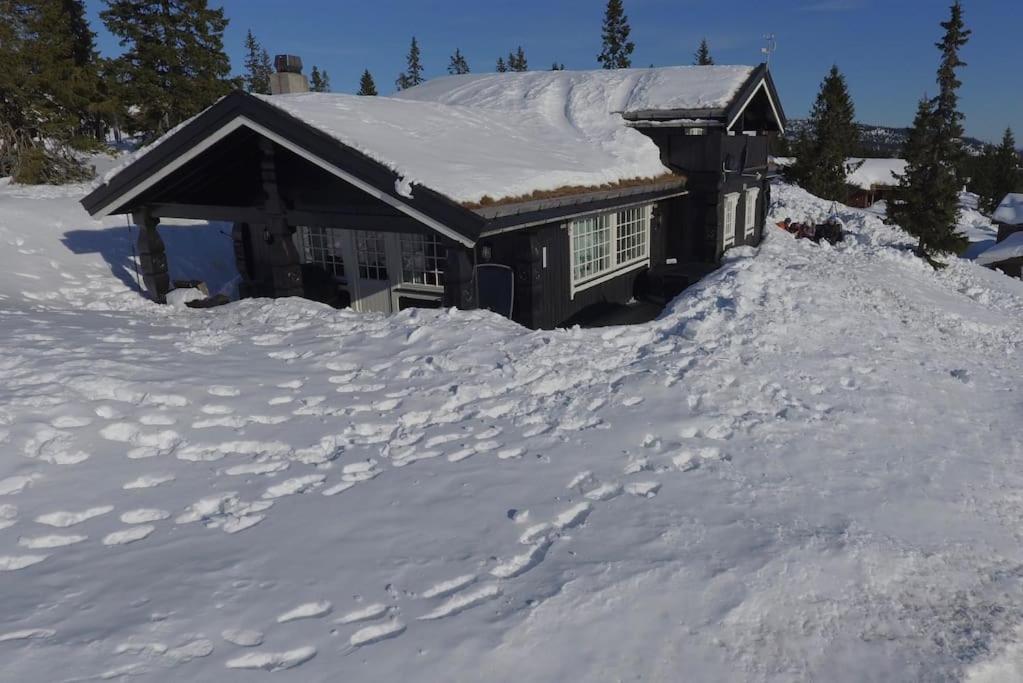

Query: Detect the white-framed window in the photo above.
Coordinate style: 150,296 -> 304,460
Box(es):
354,231 -> 389,281
570,204 -> 651,296
744,187 -> 760,237
399,233 -> 446,288
297,226 -> 345,279
723,193 -> 739,249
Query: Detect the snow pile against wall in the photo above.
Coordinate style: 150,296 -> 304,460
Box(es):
3,179 -> 1023,680
993,193 -> 1023,226
845,158 -> 907,189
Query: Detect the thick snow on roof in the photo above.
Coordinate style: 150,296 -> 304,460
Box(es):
257,66 -> 754,205
398,66 -> 755,114
98,66 -> 755,207
259,91 -> 669,205
845,158 -> 907,189
993,193 -> 1023,226
976,231 -> 1023,266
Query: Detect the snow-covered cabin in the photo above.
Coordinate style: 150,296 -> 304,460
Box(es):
844,158 -> 907,208
992,193 -> 1023,242
81,62 -> 785,329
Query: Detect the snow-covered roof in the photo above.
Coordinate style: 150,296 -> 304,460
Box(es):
845,158 -> 907,190
399,66 -> 755,115
976,231 -> 1023,266
254,66 -> 755,205
257,90 -> 667,206
993,193 -> 1023,226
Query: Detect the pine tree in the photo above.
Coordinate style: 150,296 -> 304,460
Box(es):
508,46 -> 527,72
101,0 -> 234,141
0,0 -> 106,183
787,65 -> 859,201
694,38 -> 713,65
395,36 -> 424,90
888,1 -> 971,260
309,66 -> 330,92
357,69 -> 378,96
448,48 -> 470,75
987,128 -> 1020,213
551,62 -> 565,71
597,0 -> 634,69
243,29 -> 272,95
496,57 -> 507,73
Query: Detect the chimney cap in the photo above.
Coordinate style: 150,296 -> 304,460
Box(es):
274,54 -> 303,74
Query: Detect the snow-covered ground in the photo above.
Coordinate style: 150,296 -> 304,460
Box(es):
1,178 -> 1023,681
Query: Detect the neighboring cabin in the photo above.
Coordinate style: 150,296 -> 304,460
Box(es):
81,59 -> 786,329
769,156 -> 906,209
844,158 -> 907,208
978,193 -> 1023,277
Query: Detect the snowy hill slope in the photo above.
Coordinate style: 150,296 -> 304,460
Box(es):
1,180 -> 1023,681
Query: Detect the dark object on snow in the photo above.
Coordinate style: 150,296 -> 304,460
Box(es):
185,294 -> 231,309
777,219 -> 845,245
173,279 -> 208,296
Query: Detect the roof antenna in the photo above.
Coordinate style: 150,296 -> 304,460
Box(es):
761,34 -> 777,68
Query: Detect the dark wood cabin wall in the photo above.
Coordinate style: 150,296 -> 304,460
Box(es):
480,199 -> 671,329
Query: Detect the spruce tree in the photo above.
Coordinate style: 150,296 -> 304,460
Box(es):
0,0 -> 105,183
102,0 -> 234,140
888,1 -> 971,260
448,48 -> 470,75
357,69 -> 378,96
496,57 -> 507,73
597,0 -> 634,69
309,66 -> 330,92
243,30 -> 272,95
508,46 -> 528,72
788,65 -> 859,201
395,36 -> 424,90
987,128 -> 1020,212
694,38 -> 714,65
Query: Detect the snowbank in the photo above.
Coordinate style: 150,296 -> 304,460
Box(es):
2,178 -> 1023,680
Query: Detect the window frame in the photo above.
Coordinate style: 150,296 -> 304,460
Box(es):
744,187 -> 760,238
398,232 -> 446,290
296,225 -> 346,281
568,203 -> 652,298
722,192 -> 740,249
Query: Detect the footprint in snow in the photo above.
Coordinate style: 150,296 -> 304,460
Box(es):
102,525 -> 155,546
35,505 -> 113,528
225,647 -> 317,672
334,603 -> 390,625
276,601 -> 332,623
349,620 -> 406,647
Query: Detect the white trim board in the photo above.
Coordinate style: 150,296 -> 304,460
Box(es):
727,80 -> 785,135
94,116 -> 476,248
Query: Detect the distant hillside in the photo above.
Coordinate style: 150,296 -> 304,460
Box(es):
784,119 -> 989,158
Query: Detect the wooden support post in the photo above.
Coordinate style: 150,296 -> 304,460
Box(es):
132,208 -> 170,304
259,138 -> 304,298
443,245 -> 477,310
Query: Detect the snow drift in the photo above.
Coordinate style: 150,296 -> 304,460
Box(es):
1,175 -> 1023,681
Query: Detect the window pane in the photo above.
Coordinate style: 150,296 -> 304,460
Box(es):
616,206 -> 648,264
355,231 -> 388,280
571,213 -> 611,284
400,233 -> 446,287
298,226 -> 345,279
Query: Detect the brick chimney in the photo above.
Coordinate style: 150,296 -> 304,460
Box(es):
270,55 -> 309,95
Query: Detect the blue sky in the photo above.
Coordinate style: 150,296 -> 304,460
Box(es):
85,0 -> 1021,143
